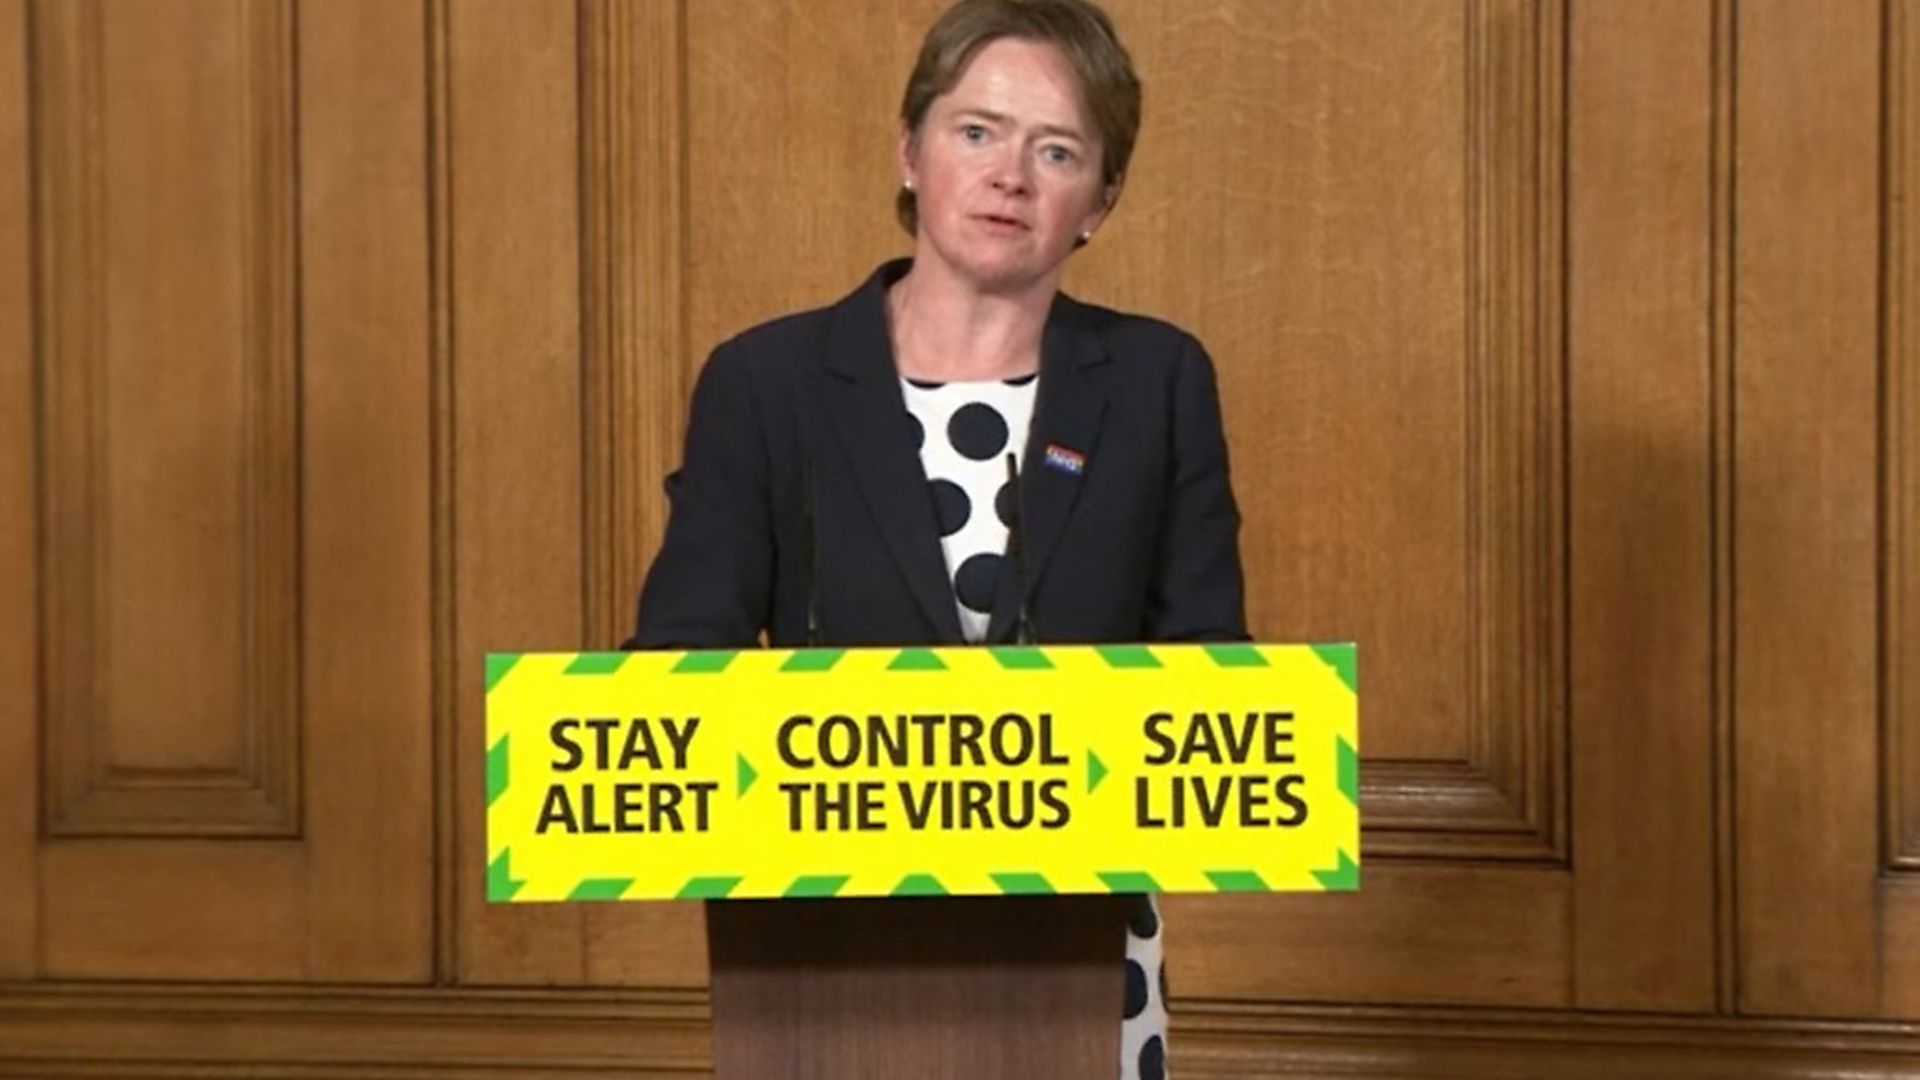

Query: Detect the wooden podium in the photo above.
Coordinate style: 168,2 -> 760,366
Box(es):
706,894 -> 1130,1078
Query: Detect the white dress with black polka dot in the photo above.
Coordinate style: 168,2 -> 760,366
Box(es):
902,374 -> 1170,1080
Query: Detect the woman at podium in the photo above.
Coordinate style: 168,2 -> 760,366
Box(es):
629,1 -> 1247,1076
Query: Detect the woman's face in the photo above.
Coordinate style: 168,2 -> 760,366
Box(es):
900,37 -> 1114,295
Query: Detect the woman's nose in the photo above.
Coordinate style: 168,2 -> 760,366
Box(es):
989,150 -> 1031,193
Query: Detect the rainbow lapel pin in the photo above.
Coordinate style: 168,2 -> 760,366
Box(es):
1042,442 -> 1086,476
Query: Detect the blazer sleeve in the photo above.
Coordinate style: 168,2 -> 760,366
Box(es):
623,344 -> 772,649
1144,334 -> 1249,642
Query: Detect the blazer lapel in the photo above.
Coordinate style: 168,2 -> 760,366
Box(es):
820,264 -> 967,643
987,295 -> 1109,643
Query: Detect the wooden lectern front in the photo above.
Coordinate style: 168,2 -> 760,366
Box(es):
707,894 -> 1130,1078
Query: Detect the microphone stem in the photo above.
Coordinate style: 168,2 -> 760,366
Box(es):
1006,453 -> 1036,645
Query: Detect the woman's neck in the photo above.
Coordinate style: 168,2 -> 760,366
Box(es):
886,260 -> 1054,382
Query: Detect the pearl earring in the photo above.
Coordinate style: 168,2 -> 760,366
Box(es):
903,179 -> 915,192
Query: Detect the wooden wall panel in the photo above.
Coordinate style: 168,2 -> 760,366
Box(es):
1889,880 -> 1920,1017
1882,0 -> 1920,1020
0,987 -> 711,1080
1566,0 -> 1717,1011
34,0 -> 300,838
0,0 -> 37,982
42,842 -> 306,979
6,987 -> 1920,1080
448,0 -> 591,985
577,0 -> 708,988
429,0 -> 457,987
298,0 -> 436,982
445,0 -> 710,992
1068,0 -> 1476,772
14,0 -> 435,983
1073,0 -> 1566,861
685,0 -> 939,360
1173,1004 -> 1920,1080
1171,865 -> 1569,1006
1892,0 -> 1920,878
29,0 -> 307,976
1734,0 -> 1883,1018
582,0 -> 688,652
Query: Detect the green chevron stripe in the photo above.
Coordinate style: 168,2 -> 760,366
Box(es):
1098,871 -> 1160,893
1311,642 -> 1358,693
1311,849 -> 1360,891
989,646 -> 1053,670
1337,736 -> 1360,805
1095,644 -> 1160,669
672,650 -> 738,673
990,872 -> 1055,895
1205,869 -> 1269,892
677,875 -> 742,900
485,736 -> 510,807
891,873 -> 948,897
1087,751 -> 1108,793
564,651 -> 630,675
887,648 -> 947,671
568,877 -> 634,901
784,875 -> 850,898
486,849 -> 524,902
1203,643 -> 1269,667
484,653 -> 521,693
780,648 -> 845,672
736,753 -> 758,796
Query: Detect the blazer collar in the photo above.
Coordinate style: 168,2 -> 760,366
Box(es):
820,259 -> 1110,645
985,287 -> 1109,643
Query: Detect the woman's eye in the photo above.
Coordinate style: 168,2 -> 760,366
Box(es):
961,123 -> 988,142
1042,145 -> 1076,165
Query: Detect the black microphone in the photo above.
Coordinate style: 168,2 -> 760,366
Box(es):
1004,452 -> 1037,645
804,457 -> 823,647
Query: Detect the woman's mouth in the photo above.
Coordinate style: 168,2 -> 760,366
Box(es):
974,213 -> 1029,231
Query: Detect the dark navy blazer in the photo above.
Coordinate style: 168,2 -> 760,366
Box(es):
626,259 -> 1247,649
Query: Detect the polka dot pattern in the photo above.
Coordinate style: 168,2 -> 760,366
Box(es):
1118,894 -> 1169,1080
994,478 -> 1017,529
900,375 -> 1038,642
949,402 -> 1010,461
953,552 -> 1004,613
1130,897 -> 1160,939
1138,1035 -> 1166,1080
1123,960 -> 1148,1020
929,479 -> 970,536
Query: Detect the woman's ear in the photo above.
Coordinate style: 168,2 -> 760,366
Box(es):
1080,175 -> 1123,239
896,120 -> 918,189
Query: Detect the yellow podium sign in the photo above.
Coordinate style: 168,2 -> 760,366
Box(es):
484,643 -> 1357,902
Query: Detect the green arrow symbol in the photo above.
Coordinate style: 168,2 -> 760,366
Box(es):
737,753 -> 758,796
1087,750 -> 1108,793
